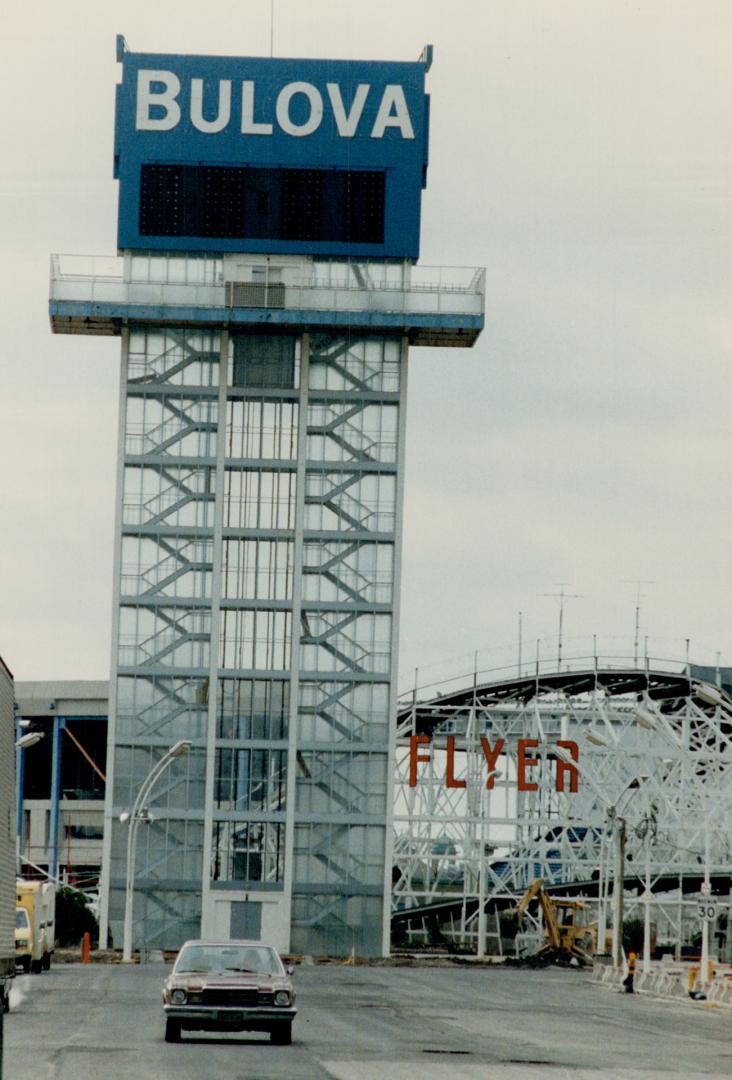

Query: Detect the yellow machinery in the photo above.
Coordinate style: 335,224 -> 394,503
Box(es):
514,878 -> 594,966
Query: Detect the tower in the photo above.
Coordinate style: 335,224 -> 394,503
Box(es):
49,38 -> 484,956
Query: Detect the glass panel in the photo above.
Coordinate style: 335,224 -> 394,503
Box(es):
304,473 -> 396,533
118,606 -> 210,669
127,327 -> 220,386
222,539 -> 294,601
115,675 -> 209,740
306,403 -> 397,464
123,464 -> 216,529
219,609 -> 291,670
295,752 -> 387,815
231,334 -> 297,389
214,748 -> 287,811
112,745 -> 207,813
290,893 -> 383,957
299,612 -> 391,675
126,395 -> 218,458
302,541 -> 393,604
211,821 -> 285,884
298,681 -> 389,742
224,469 -> 296,530
308,335 -> 400,392
226,399 -> 298,460
121,536 -> 213,600
293,824 -> 385,887
217,679 -> 289,741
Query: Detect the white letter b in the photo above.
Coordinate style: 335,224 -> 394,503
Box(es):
136,70 -> 181,132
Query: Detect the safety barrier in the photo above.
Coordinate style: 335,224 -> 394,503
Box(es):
591,961 -> 732,1004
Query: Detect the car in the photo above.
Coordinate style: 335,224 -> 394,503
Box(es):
162,939 -> 297,1045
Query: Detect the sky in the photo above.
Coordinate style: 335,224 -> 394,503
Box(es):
0,0 -> 730,690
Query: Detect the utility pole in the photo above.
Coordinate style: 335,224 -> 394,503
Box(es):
612,817 -> 626,968
609,776 -> 649,968
700,816 -> 711,989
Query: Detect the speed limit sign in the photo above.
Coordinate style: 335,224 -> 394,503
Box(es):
698,903 -> 717,921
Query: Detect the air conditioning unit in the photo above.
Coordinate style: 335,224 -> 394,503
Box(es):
225,282 -> 286,309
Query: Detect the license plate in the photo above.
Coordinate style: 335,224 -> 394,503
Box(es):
219,1010 -> 243,1024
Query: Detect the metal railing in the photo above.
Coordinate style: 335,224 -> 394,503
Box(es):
398,635 -> 728,706
50,254 -> 485,320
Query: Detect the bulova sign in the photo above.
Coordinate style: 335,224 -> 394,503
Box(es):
136,72 -> 416,139
114,49 -> 429,256
408,736 -> 580,792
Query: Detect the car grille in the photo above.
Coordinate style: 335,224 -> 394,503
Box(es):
201,989 -> 272,1007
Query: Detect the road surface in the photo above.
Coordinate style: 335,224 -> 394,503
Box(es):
5,960 -> 732,1078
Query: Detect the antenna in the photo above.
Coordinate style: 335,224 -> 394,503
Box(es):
518,610 -> 523,676
623,580 -> 654,666
538,585 -> 582,670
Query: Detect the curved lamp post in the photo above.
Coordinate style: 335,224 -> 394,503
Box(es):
121,739 -> 191,963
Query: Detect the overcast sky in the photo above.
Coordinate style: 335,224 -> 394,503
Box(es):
1,0 -> 729,689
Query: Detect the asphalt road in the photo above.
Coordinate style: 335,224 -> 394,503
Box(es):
4,960 -> 732,1079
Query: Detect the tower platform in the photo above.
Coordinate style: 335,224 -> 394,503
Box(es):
49,254 -> 485,347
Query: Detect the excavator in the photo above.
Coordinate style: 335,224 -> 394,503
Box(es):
513,878 -> 594,966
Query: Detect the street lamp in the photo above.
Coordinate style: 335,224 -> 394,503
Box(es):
15,730 -> 45,877
634,803 -> 658,975
120,740 -> 191,963
607,774 -> 649,969
15,732 -> 43,750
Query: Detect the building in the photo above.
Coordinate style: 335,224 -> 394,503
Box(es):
15,682 -> 108,889
0,656 -> 15,1015
49,40 -> 484,955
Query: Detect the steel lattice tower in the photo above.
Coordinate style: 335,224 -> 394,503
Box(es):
49,42 -> 484,955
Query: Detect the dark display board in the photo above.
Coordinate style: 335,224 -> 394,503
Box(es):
139,164 -> 385,244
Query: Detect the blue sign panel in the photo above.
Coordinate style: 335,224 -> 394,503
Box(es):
114,46 -> 431,258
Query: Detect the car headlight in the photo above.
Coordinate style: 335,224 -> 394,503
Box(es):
187,991 -> 202,1003
274,990 -> 291,1006
16,939 -> 28,949
171,989 -> 188,1005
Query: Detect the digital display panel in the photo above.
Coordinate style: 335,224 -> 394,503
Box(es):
114,47 -> 430,257
139,164 -> 385,244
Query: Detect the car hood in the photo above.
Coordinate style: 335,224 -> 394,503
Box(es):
166,971 -> 291,992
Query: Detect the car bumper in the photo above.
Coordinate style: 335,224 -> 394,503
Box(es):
164,1004 -> 296,1026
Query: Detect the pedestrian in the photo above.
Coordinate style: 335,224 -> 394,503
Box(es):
622,950 -> 637,993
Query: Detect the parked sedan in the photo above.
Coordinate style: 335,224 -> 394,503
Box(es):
162,940 -> 297,1044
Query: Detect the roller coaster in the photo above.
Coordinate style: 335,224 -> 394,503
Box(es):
392,649 -> 732,957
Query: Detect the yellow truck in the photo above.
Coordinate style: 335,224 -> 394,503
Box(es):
15,881 -> 55,974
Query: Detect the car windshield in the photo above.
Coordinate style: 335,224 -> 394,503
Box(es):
16,909 -> 29,930
175,945 -> 283,976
